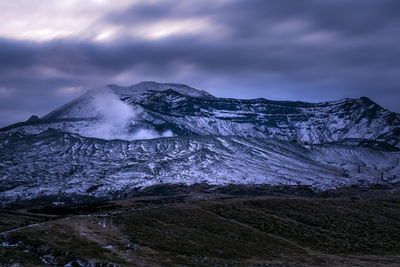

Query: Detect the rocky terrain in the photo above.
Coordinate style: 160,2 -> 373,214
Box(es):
1,130 -> 400,208
1,185 -> 400,266
2,82 -> 400,147
1,81 -> 400,206
1,81 -> 400,266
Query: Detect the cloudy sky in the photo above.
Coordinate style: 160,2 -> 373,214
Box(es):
1,0 -> 399,127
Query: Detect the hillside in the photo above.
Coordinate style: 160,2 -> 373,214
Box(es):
1,82 -> 400,206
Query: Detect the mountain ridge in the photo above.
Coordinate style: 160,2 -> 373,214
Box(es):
1,81 -> 400,206
2,81 -> 399,147
1,128 -> 399,206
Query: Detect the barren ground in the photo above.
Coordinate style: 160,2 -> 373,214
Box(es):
1,184 -> 400,266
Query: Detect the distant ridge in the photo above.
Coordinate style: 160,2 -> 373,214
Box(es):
1,81 -> 400,206
2,81 -> 399,148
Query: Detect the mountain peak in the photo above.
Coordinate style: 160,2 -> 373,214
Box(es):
359,96 -> 377,105
3,82 -> 399,149
102,81 -> 215,99
129,81 -> 215,98
26,115 -> 40,123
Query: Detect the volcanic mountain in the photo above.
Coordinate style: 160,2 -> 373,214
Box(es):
1,81 -> 399,206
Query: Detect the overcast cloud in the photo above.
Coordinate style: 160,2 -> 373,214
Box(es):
0,0 -> 400,126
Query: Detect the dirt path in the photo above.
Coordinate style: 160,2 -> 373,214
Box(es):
0,222 -> 46,235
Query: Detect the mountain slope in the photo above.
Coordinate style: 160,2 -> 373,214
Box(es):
1,130 -> 399,206
1,81 -> 400,206
2,82 -> 399,147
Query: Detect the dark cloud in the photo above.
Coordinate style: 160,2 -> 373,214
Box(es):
1,0 -> 400,127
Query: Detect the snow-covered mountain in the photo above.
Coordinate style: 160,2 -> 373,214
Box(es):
1,129 -> 399,206
1,81 -> 399,206
2,81 -> 399,147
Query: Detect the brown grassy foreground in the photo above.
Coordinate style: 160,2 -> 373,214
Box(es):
1,185 -> 400,266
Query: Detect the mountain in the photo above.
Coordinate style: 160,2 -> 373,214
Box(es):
1,81 -> 400,206
2,81 -> 399,147
1,129 -> 399,206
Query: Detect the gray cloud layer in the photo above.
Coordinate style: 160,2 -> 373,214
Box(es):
1,0 -> 400,126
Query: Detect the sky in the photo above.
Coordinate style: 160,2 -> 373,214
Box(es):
0,0 -> 400,127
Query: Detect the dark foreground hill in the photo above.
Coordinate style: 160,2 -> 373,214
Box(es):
1,185 -> 400,266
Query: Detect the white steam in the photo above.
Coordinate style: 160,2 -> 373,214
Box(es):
84,89 -> 173,140
131,128 -> 174,140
